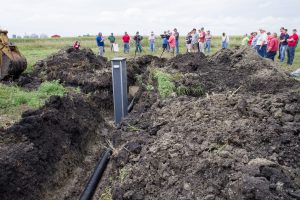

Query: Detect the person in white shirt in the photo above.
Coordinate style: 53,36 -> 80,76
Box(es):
256,29 -> 268,57
149,31 -> 156,53
222,33 -> 229,49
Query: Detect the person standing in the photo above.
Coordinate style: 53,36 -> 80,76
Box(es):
248,33 -> 254,46
198,27 -> 206,53
287,29 -> 299,65
256,29 -> 268,57
221,32 -> 229,49
134,31 -> 143,53
266,33 -> 279,61
168,32 -> 176,56
241,34 -> 249,46
278,27 -> 285,59
191,28 -> 199,52
162,33 -> 168,53
205,30 -> 212,54
73,41 -> 80,50
174,28 -> 180,55
108,33 -> 116,52
251,32 -> 258,48
186,32 -> 192,53
122,32 -> 130,53
149,31 -> 156,53
279,28 -> 289,62
96,32 -> 105,56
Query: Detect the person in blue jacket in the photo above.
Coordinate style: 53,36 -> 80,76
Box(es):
96,32 -> 105,56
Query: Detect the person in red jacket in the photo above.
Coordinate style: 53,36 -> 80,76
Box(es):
122,32 -> 130,53
248,32 -> 254,46
287,29 -> 299,65
73,41 -> 80,50
266,33 -> 279,61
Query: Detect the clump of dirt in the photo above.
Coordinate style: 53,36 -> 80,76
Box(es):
0,94 -> 112,200
166,52 -> 208,72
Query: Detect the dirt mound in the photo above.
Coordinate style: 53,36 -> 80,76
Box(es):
111,89 -> 300,200
0,94 -> 112,200
164,46 -> 298,94
32,47 -> 111,93
166,52 -> 208,72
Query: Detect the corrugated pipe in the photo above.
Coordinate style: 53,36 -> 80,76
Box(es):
128,97 -> 136,113
80,148 -> 112,200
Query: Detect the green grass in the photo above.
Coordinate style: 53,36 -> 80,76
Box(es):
0,80 -> 66,128
153,69 -> 175,98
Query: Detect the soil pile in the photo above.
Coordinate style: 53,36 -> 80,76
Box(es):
112,90 -> 300,200
107,47 -> 300,200
32,47 -> 111,93
0,94 -> 112,200
165,46 -> 298,94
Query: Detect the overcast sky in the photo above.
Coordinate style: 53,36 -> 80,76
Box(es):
1,0 -> 300,37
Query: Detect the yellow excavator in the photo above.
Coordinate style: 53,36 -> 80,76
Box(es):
0,30 -> 27,80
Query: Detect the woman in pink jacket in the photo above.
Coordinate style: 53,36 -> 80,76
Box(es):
168,33 -> 176,55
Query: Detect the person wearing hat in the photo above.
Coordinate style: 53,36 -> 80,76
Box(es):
134,31 -> 143,53
256,29 -> 268,57
149,31 -> 156,53
287,29 -> 299,65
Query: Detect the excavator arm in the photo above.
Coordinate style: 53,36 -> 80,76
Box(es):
0,30 -> 27,80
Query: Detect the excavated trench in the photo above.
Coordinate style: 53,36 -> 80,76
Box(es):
1,46 -> 300,200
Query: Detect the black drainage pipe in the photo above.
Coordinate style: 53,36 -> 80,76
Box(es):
128,96 -> 136,113
80,148 -> 112,200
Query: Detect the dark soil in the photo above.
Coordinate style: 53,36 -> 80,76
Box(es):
1,46 -> 300,200
0,94 -> 113,200
165,46 -> 298,94
107,46 -> 300,200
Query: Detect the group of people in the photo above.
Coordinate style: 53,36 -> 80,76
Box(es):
241,27 -> 299,65
93,27 -> 298,65
95,29 -> 180,56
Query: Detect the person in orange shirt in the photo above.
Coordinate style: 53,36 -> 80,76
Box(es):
266,33 -> 279,61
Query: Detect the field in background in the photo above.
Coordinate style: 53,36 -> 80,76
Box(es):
0,36 -> 299,127
11,36 -> 300,72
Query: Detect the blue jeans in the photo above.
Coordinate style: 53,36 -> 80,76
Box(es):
205,40 -> 211,53
222,41 -> 228,49
287,46 -> 295,65
175,40 -> 179,55
279,45 -> 287,62
266,51 -> 276,61
150,41 -> 155,52
124,43 -> 129,53
135,43 -> 142,53
256,45 -> 267,57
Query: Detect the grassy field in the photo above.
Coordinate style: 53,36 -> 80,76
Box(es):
11,36 -> 300,72
0,35 -> 299,128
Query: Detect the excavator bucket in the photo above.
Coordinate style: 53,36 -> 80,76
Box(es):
0,30 -> 27,80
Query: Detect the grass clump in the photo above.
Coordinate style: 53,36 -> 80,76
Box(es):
0,80 -> 66,128
153,69 -> 175,98
0,80 -> 65,109
100,187 -> 112,200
